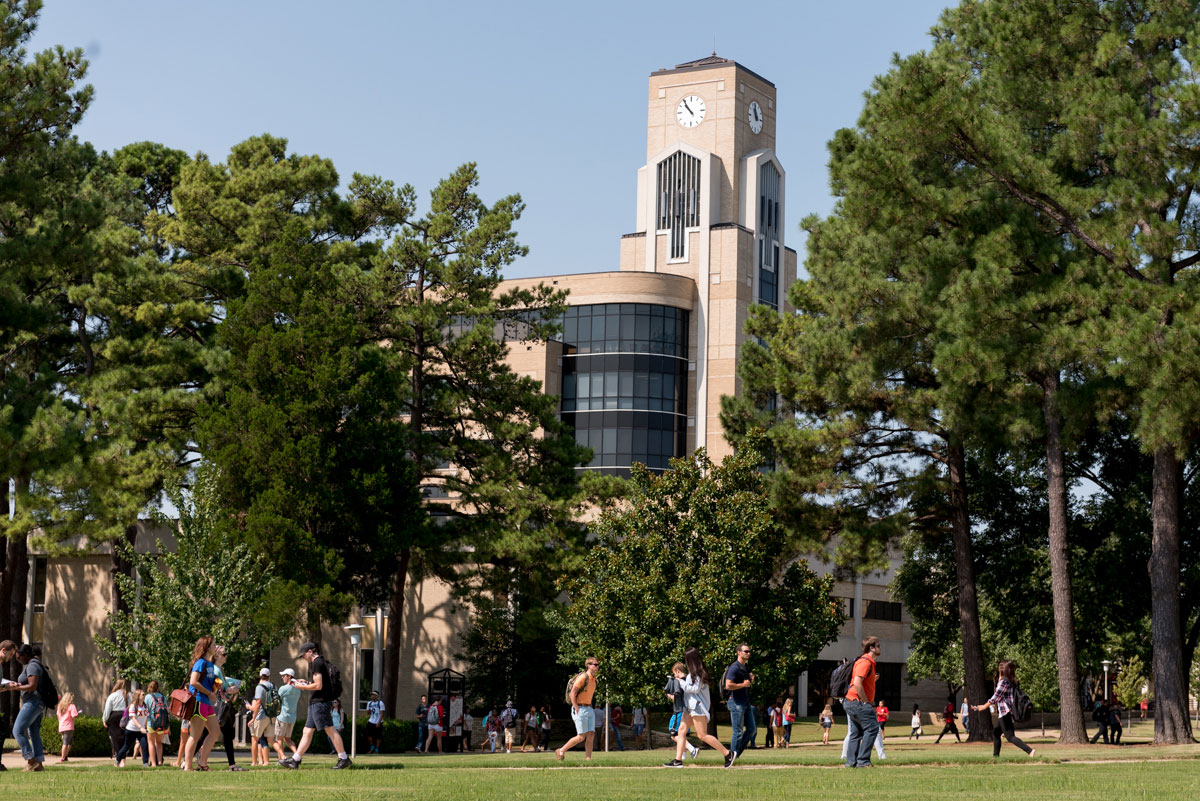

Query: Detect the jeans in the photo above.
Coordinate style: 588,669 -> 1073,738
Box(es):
115,729 -> 149,765
843,699 -> 880,767
728,699 -> 757,756
842,716 -> 886,760
418,721 -> 428,751
14,698 -> 45,763
608,721 -> 624,750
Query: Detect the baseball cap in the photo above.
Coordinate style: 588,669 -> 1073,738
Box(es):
296,641 -> 318,658
259,668 -> 271,677
280,668 -> 295,677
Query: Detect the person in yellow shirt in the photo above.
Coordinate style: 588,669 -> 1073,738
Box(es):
555,658 -> 600,762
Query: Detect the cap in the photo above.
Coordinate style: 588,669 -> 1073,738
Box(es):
280,668 -> 295,677
259,668 -> 271,677
370,690 -> 379,696
296,642 -> 318,658
506,700 -> 513,708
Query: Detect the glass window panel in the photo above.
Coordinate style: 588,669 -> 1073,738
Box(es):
577,374 -> 589,398
634,371 -> 649,400
620,314 -> 635,340
603,428 -> 617,454
619,371 -> 633,398
605,371 -> 618,397
563,317 -> 578,343
618,428 -> 632,454
635,315 -> 650,342
648,372 -> 662,399
562,375 -> 576,399
663,372 -> 674,405
590,316 -> 605,341
575,429 -> 588,447
562,398 -> 576,412
618,397 -> 633,409
650,317 -> 665,343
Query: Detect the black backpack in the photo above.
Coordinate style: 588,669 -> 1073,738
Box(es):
829,656 -> 866,701
325,662 -> 343,699
30,658 -> 60,709
1012,684 -> 1033,723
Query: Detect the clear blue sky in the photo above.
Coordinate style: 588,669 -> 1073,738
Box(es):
32,0 -> 953,280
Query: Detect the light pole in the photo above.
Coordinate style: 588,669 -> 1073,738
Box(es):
344,624 -> 365,759
1101,659 -> 1112,702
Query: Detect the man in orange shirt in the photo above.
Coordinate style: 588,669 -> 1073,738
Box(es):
843,635 -> 881,768
555,657 -> 600,762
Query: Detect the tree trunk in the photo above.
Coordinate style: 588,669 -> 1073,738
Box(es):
109,523 -> 139,622
1041,371 -> 1087,743
946,442 -> 989,742
1149,447 -> 1193,743
382,547 -> 411,719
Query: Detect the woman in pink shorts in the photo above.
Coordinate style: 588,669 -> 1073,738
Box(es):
181,635 -> 220,771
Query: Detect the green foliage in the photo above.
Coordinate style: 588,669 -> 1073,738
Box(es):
307,716 -> 418,753
1114,655 -> 1146,713
39,714 -> 119,758
554,442 -> 844,705
94,469 -> 302,686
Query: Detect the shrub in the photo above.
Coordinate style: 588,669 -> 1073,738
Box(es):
40,714 -> 186,759
308,716 -> 418,753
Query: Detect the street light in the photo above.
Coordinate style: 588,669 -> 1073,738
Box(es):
344,624 -> 366,759
1101,659 -> 1112,701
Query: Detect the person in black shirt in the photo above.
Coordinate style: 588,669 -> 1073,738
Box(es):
278,642 -> 351,770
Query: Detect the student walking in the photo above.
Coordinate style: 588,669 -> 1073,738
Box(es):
819,703 -> 833,745
424,695 -> 445,753
723,644 -> 757,758
416,695 -> 429,753
103,678 -> 130,760
522,705 -> 539,752
182,635 -> 220,771
781,697 -> 794,746
115,690 -> 150,767
6,644 -> 49,772
972,660 -> 1036,759
56,692 -> 79,763
908,705 -> 923,740
665,668 -> 686,743
145,681 -> 169,767
273,668 -> 299,760
365,690 -> 385,753
842,635 -> 882,768
540,705 -> 553,751
875,699 -> 889,740
935,700 -> 962,743
1109,701 -> 1124,745
278,641 -> 352,770
961,696 -> 970,733
663,648 -> 734,768
245,668 -> 277,767
555,657 -> 600,762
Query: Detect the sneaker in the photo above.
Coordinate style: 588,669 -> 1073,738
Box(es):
663,759 -> 683,768
230,764 -> 247,771
724,751 -> 737,769
278,757 -> 299,769
687,743 -> 700,760
332,758 -> 352,770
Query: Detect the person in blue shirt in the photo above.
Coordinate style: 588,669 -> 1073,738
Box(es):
724,644 -> 756,760
182,635 -> 219,771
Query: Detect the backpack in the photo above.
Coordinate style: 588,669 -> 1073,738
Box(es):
147,693 -> 169,731
325,662 -> 343,699
564,671 -> 588,704
30,659 -> 60,709
829,656 -> 866,701
427,705 -> 440,724
261,683 -> 283,718
1012,684 -> 1033,723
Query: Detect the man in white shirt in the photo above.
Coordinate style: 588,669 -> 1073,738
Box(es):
365,690 -> 385,754
632,706 -> 647,749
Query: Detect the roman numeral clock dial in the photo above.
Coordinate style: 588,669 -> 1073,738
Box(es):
676,94 -> 706,128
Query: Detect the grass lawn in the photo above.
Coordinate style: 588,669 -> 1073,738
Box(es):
4,737 -> 1199,800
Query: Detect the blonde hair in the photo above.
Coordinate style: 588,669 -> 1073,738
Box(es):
57,692 -> 75,714
112,678 -> 128,693
822,703 -> 833,717
130,689 -> 145,709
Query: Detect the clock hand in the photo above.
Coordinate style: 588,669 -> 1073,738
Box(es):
683,100 -> 693,115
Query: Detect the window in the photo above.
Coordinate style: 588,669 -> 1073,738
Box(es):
657,151 -> 701,260
757,162 -> 782,309
864,600 -> 902,622
33,557 -> 47,615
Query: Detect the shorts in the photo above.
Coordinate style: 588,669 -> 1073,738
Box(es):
59,730 -> 74,746
668,712 -> 682,735
251,716 -> 275,739
305,699 -> 333,730
632,723 -> 645,735
367,722 -> 382,739
570,705 -> 595,735
429,724 -> 443,733
504,728 -> 515,745
821,720 -> 832,729
274,718 -> 296,739
192,701 -> 215,720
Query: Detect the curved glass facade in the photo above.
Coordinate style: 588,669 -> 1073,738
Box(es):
557,304 -> 689,475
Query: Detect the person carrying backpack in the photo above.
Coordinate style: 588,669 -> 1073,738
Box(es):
145,681 -> 169,766
277,642 -> 351,770
971,659 -> 1036,759
3,643 -> 52,771
555,657 -> 600,762
424,696 -> 446,753
245,668 -> 279,766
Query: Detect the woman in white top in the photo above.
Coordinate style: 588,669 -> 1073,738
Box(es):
115,690 -> 149,767
664,647 -> 734,768
102,679 -> 130,760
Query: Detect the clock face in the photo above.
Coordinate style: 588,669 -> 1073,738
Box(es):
676,95 -> 706,128
748,100 -> 763,134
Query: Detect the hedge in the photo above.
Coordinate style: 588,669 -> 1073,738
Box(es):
35,714 -> 418,758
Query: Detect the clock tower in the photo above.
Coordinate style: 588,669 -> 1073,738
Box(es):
618,55 -> 795,460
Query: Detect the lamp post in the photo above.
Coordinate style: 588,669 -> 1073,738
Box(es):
1101,659 -> 1112,702
344,624 -> 365,759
